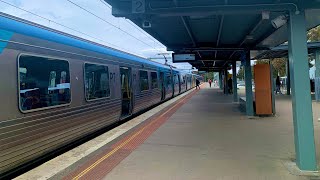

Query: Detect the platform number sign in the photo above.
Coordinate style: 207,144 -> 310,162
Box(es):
132,0 -> 145,13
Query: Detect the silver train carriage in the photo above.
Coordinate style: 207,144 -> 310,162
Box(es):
0,13 -> 200,176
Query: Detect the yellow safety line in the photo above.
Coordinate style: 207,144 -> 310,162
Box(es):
72,91 -> 194,180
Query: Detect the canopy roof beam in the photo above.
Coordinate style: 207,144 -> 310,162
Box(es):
230,17 -> 265,59
167,45 -> 269,52
173,0 -> 197,47
215,0 -> 228,59
181,16 -> 196,47
215,15 -> 225,59
112,2 -> 300,17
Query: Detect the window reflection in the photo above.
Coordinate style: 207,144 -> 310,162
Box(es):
151,72 -> 158,89
139,70 -> 149,91
19,55 -> 71,111
85,63 -> 110,100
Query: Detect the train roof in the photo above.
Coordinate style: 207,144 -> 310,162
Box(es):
0,13 -> 173,70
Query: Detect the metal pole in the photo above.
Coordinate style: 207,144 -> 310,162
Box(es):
219,71 -> 223,90
244,51 -> 254,116
225,69 -> 228,94
286,59 -> 291,95
288,10 -> 317,170
315,50 -> 320,101
232,61 -> 238,102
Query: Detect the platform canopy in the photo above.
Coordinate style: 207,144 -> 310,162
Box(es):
252,41 -> 320,59
105,0 -> 320,71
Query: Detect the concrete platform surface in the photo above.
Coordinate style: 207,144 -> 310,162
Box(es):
103,84 -> 320,180
14,88 -> 196,180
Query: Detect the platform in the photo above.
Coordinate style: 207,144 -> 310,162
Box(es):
16,84 -> 320,180
99,85 -> 312,180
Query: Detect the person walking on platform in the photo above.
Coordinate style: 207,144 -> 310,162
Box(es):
228,77 -> 233,94
275,75 -> 282,94
196,79 -> 200,89
208,79 -> 212,88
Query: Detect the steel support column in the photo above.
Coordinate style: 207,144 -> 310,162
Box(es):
288,10 -> 317,171
286,59 -> 291,95
224,68 -> 228,94
315,50 -> 320,101
219,71 -> 223,90
270,61 -> 276,114
244,52 -> 254,116
232,61 -> 238,102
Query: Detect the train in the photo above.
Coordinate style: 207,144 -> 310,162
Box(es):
0,13 -> 203,176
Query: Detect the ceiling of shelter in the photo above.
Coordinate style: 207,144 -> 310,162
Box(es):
105,0 -> 320,71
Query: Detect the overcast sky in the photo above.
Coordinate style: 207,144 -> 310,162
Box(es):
0,0 -> 193,70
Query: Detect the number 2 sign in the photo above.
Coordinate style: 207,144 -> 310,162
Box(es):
132,0 -> 145,13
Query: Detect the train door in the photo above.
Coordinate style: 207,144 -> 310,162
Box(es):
120,67 -> 133,118
178,74 -> 181,93
186,75 -> 189,89
183,75 -> 187,90
160,72 -> 165,100
167,73 -> 173,97
173,74 -> 176,96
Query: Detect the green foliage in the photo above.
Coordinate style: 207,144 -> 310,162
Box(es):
307,25 -> 320,42
203,72 -> 214,81
255,59 -> 287,77
237,66 -> 244,80
306,26 -> 318,67
237,65 -> 255,80
272,58 -> 287,77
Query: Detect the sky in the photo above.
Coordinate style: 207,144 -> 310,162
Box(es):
0,0 -> 193,70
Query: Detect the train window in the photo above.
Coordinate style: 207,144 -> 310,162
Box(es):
85,63 -> 110,100
151,72 -> 158,89
174,75 -> 179,84
139,70 -> 149,91
166,75 -> 172,88
60,71 -> 67,83
49,71 -> 57,87
121,74 -> 126,89
18,55 -> 71,112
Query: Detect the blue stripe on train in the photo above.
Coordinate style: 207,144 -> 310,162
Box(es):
0,29 -> 13,54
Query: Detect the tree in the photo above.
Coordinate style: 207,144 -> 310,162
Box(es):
255,60 -> 269,65
255,59 -> 287,77
204,72 -> 214,81
272,58 -> 287,77
237,66 -> 244,80
307,25 -> 320,42
237,65 -> 255,80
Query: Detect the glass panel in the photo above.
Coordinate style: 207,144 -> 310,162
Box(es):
139,70 -> 149,91
49,71 -> 56,88
19,55 -> 71,111
174,74 -> 179,84
121,74 -> 126,89
166,75 -> 171,88
85,63 -> 110,100
19,67 -> 27,83
151,72 -> 158,89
